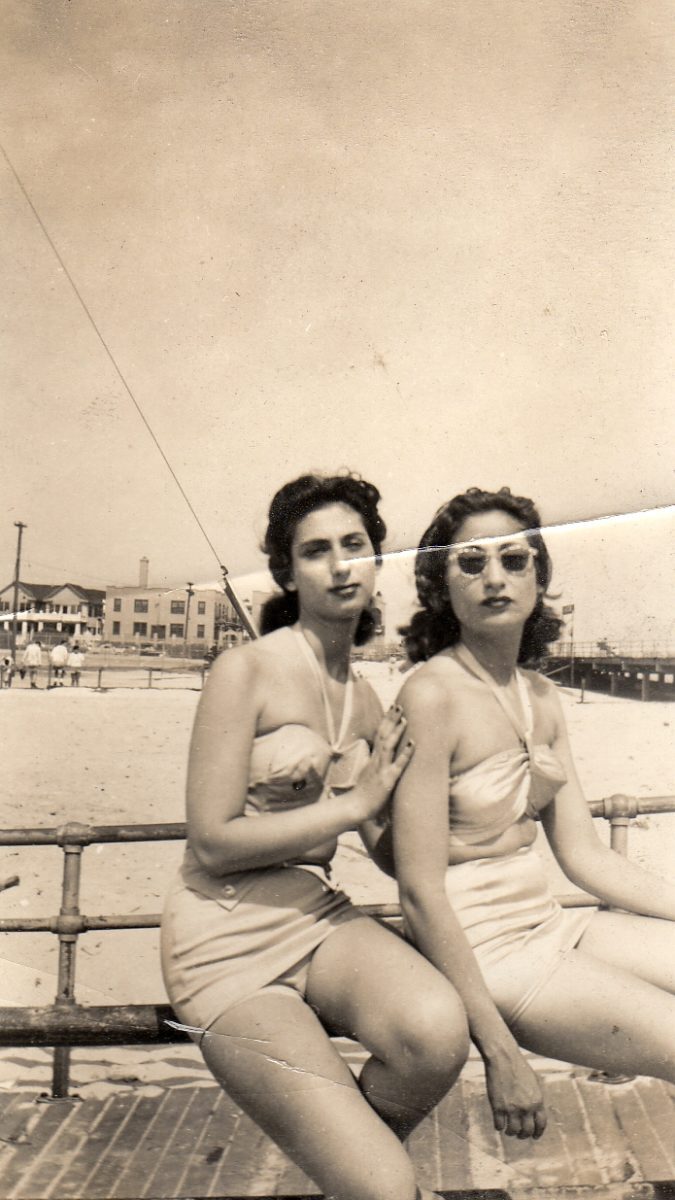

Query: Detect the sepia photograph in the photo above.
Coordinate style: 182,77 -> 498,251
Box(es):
1,2 -> 674,1198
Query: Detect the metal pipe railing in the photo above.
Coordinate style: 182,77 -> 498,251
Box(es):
1,795 -> 673,1098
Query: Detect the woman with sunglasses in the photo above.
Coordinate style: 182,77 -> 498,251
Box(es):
393,486 -> 675,1143
161,473 -> 469,1200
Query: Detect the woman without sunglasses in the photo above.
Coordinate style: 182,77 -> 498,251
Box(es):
161,474 -> 469,1200
393,487 -> 675,1142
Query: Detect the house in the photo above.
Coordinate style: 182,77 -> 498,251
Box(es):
103,559 -> 243,647
0,582 -> 105,644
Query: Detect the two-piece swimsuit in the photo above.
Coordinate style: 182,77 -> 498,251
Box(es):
440,645 -> 595,1025
160,626 -> 369,1033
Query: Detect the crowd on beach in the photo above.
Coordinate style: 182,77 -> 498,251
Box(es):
0,636 -> 85,690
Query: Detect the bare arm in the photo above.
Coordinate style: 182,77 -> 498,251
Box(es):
187,649 -> 411,877
542,686 -> 675,919
356,683 -> 398,877
394,670 -> 546,1139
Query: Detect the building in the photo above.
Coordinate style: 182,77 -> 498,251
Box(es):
103,560 -> 243,647
0,581 -> 105,644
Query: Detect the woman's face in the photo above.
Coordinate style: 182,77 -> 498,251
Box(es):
445,509 -> 539,640
289,502 -> 376,625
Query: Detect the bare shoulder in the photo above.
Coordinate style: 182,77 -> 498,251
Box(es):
397,654 -> 460,717
522,667 -> 560,704
206,628 -> 292,692
522,667 -> 565,728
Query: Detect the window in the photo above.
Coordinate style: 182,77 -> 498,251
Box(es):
197,601 -> 206,615
170,600 -> 185,615
170,623 -> 184,637
112,622 -> 120,636
133,622 -> 148,637
197,624 -> 205,639
134,599 -> 149,613
113,598 -> 122,612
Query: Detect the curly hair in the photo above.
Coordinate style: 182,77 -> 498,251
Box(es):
401,487 -> 563,665
260,473 -> 386,645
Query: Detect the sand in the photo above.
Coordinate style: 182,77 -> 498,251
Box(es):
0,667 -> 673,1095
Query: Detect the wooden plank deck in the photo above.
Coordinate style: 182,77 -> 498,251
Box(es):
0,1048 -> 674,1200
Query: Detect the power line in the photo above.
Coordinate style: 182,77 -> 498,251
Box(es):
0,139 -> 224,573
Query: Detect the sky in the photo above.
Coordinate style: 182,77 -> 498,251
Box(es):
1,0 -> 673,645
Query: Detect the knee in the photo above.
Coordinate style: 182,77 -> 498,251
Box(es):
359,1157 -> 417,1200
393,987 -> 470,1083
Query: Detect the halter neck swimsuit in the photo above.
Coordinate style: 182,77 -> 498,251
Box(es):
440,645 -> 594,1024
161,626 -> 367,1031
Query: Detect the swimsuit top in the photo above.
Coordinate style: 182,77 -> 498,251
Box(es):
245,626 -> 370,814
181,626 -> 370,895
447,644 -> 567,848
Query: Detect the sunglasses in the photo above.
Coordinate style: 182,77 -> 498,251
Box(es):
448,543 -> 538,577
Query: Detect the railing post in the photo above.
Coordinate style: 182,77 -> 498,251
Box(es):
49,824 -> 88,1100
602,793 -> 638,858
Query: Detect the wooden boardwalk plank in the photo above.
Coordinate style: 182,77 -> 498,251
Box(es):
111,1091 -> 201,1197
3,1099 -> 78,1199
45,1093 -> 144,1199
611,1082 -> 675,1180
0,1074 -> 673,1198
178,1092 -> 246,1199
574,1077 -> 641,1185
209,1108 -> 284,1197
83,1090 -> 185,1199
427,1077 -> 475,1191
8,1098 -> 107,1200
143,1086 -> 230,1198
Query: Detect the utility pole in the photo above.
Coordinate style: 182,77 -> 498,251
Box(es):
10,522 -> 26,663
184,582 -> 194,658
562,602 -> 575,688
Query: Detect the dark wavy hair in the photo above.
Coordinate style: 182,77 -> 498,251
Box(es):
401,487 -> 563,665
260,473 -> 386,645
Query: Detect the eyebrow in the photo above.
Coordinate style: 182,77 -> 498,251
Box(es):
461,537 -> 528,549
297,531 -> 367,550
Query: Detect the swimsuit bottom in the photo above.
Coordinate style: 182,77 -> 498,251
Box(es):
443,844 -> 595,1024
160,864 -> 362,1034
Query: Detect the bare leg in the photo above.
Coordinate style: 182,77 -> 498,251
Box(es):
307,916 -> 470,1140
200,990 -> 420,1200
576,909 -> 675,992
511,941 -> 675,1084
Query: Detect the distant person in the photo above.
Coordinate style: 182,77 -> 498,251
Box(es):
0,655 -> 15,689
22,637 -> 42,689
50,639 -> 69,687
67,644 -> 85,687
203,643 -> 219,671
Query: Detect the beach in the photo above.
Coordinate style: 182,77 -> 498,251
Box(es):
1,666 -> 673,1096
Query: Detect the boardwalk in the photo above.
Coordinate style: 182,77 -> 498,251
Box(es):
1,1045 -> 674,1200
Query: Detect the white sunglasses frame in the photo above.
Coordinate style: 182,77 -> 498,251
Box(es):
447,542 -> 539,577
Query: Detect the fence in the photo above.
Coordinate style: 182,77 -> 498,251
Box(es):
2,661 -> 207,691
1,794 -> 674,1099
551,641 -> 675,660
